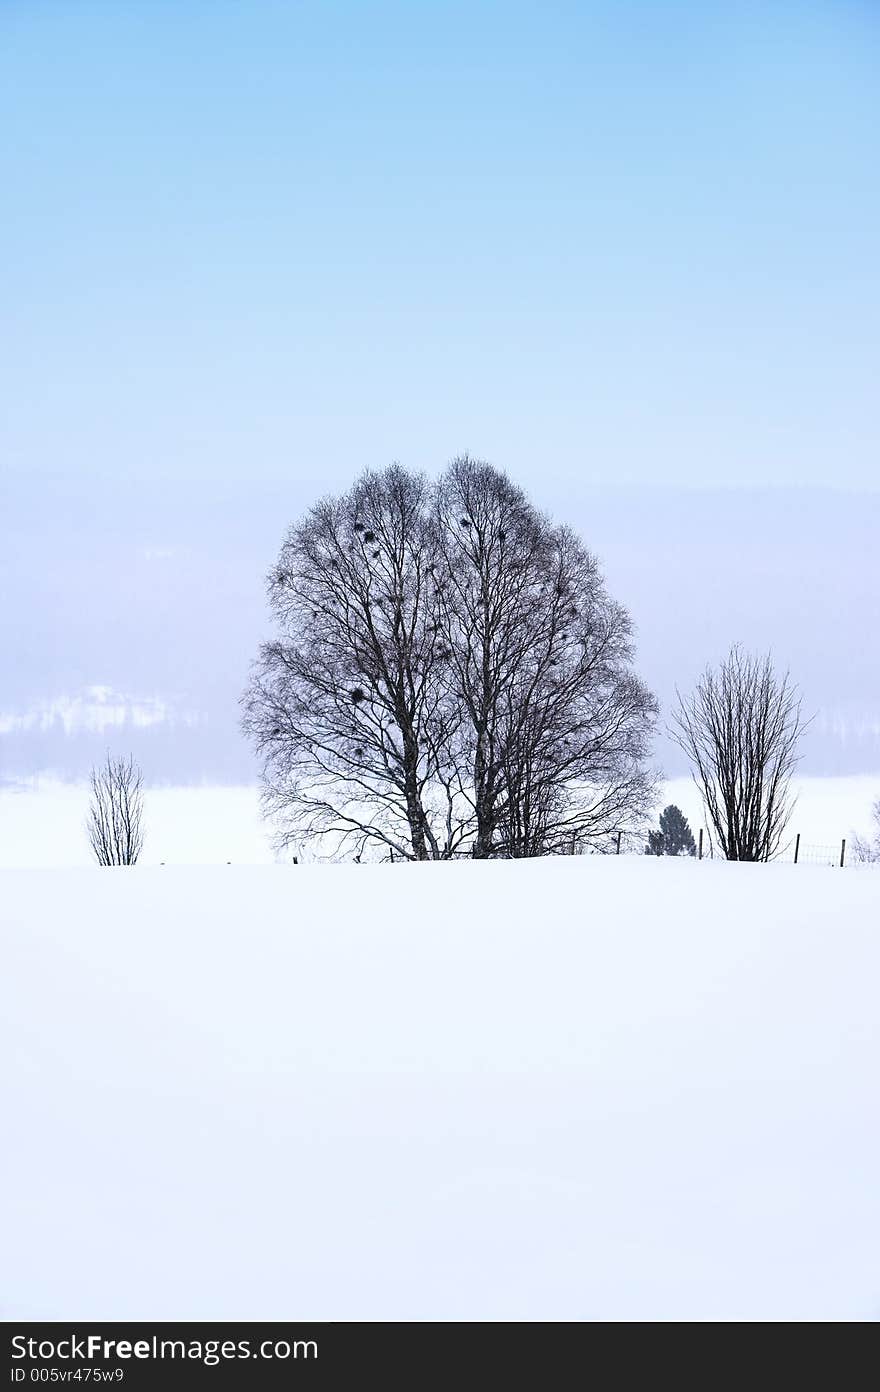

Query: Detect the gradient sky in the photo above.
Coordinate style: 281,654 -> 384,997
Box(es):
1,1 -> 878,782
3,0 -> 878,493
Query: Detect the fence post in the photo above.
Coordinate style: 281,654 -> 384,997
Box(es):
698,828 -> 703,861
840,838 -> 846,868
793,833 -> 800,865
616,830 -> 622,855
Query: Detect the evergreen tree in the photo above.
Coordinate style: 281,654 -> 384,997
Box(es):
645,805 -> 697,856
659,804 -> 697,856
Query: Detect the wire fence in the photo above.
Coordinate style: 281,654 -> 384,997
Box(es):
592,829 -> 869,867
787,835 -> 846,868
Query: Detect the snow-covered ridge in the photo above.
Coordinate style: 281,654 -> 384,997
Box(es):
0,686 -> 200,737
812,706 -> 880,743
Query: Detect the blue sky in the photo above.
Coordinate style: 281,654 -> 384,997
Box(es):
1,1 -> 878,782
2,0 -> 878,494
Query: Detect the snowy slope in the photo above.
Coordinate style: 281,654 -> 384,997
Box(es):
2,857 -> 879,1321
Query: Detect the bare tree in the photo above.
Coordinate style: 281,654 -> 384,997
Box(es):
86,754 -> 145,866
436,457 -> 657,857
242,465 -> 469,861
494,589 -> 658,857
671,646 -> 807,862
245,456 -> 657,861
852,797 -> 880,863
434,456 -> 547,856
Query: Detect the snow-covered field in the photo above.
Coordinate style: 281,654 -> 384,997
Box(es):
1,774 -> 878,867
2,857 -> 878,1320
0,780 -> 275,867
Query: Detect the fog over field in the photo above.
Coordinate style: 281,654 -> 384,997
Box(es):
3,475 -> 879,793
4,4 -> 878,814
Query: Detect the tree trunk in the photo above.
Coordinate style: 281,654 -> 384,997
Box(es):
402,731 -> 430,860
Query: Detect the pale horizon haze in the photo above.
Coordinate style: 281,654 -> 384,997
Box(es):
2,1 -> 878,807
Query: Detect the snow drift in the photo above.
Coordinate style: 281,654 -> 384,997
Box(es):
2,857 -> 879,1320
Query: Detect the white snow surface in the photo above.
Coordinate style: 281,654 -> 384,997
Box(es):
1,774 -> 878,868
2,857 -> 879,1321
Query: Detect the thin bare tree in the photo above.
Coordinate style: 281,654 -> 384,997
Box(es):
671,646 -> 807,862
86,753 -> 145,866
852,797 -> 880,863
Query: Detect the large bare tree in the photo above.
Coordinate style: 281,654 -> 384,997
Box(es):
86,753 -> 145,866
242,465 -> 468,861
497,526 -> 657,855
436,456 -> 657,857
245,457 -> 657,860
434,456 -> 548,856
671,646 -> 807,862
